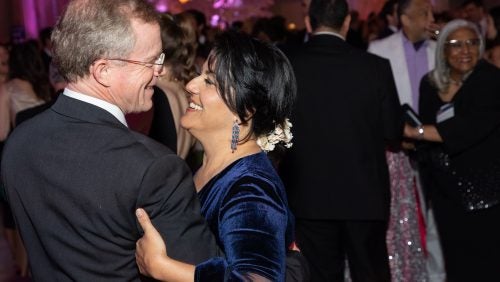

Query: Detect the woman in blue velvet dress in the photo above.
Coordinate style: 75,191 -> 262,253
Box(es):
135,31 -> 297,281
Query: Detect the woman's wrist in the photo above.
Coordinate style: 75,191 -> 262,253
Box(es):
416,125 -> 424,140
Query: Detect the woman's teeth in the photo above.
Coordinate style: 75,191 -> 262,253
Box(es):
189,102 -> 203,111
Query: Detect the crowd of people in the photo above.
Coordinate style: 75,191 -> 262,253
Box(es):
0,0 -> 500,281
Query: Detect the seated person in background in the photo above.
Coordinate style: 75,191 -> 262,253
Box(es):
136,31 -> 296,281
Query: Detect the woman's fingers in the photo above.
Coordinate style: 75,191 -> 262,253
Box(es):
136,208 -> 155,234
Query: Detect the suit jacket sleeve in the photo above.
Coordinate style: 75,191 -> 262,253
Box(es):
136,154 -> 219,264
377,57 -> 404,146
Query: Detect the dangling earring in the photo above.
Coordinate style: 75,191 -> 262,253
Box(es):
231,119 -> 240,153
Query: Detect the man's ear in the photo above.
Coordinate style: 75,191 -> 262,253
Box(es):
340,14 -> 351,38
91,59 -> 111,87
400,14 -> 410,29
305,15 -> 312,34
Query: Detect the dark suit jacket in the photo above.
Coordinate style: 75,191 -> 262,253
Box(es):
1,94 -> 218,281
281,34 -> 403,220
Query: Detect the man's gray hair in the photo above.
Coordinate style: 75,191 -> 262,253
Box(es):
52,0 -> 159,82
430,19 -> 485,92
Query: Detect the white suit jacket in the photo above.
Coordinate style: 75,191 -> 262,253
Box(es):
368,31 -> 436,108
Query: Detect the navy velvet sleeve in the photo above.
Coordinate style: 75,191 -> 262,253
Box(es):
194,153 -> 291,282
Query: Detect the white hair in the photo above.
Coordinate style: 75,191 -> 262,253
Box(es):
429,19 -> 485,92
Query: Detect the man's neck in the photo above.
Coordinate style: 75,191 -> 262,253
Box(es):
402,27 -> 424,43
314,26 -> 345,40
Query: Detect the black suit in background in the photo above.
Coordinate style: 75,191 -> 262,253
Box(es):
1,94 -> 218,281
281,34 -> 403,281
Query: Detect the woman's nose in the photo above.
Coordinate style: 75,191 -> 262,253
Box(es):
185,77 -> 199,95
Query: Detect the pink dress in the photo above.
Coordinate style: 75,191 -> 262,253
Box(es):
385,150 -> 427,281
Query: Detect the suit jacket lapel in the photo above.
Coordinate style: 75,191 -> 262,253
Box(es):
390,32 -> 412,107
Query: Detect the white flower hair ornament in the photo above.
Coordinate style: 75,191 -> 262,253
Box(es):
256,118 -> 293,152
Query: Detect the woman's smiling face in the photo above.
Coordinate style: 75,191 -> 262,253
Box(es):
445,27 -> 480,78
180,59 -> 235,140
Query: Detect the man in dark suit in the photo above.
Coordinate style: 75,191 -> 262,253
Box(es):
0,0 -> 218,281
280,0 -> 403,281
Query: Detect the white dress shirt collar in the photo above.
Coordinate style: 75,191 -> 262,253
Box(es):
63,88 -> 128,127
313,31 -> 345,41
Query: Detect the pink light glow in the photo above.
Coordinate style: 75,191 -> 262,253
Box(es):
210,14 -> 220,27
213,0 -> 242,9
213,0 -> 224,9
156,4 -> 168,12
23,0 -> 38,39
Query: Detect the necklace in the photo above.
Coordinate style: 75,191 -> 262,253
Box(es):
449,77 -> 462,86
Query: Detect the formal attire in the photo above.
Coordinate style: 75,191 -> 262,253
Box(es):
195,152 -> 293,281
418,61 -> 500,281
1,90 -> 218,281
368,31 -> 435,111
281,33 -> 402,281
369,31 -> 438,282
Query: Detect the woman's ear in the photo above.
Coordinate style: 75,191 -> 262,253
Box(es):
91,59 -> 112,87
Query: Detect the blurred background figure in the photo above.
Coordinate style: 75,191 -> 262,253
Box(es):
346,10 -> 367,49
405,19 -> 500,282
38,27 -> 53,73
148,13 -> 198,159
0,44 -> 9,85
184,9 -> 211,70
0,45 -> 11,142
0,41 -> 52,142
485,38 -> 500,68
368,0 -> 441,281
0,40 -> 53,278
461,0 -> 497,42
377,0 -> 399,39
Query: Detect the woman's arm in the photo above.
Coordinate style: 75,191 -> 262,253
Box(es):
136,174 -> 287,281
403,123 -> 443,143
209,178 -> 287,280
135,208 -> 195,282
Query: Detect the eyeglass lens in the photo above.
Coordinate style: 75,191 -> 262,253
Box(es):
446,39 -> 480,50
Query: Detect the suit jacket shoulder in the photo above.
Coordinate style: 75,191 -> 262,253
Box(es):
2,95 -> 218,281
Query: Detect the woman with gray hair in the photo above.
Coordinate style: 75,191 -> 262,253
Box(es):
405,19 -> 500,281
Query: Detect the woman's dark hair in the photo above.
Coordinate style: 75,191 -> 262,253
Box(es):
207,31 -> 296,141
9,41 -> 52,101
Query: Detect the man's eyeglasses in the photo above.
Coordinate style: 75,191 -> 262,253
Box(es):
445,39 -> 480,51
108,53 -> 165,72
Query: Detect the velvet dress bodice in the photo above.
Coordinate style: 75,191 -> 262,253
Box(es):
194,152 -> 293,281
